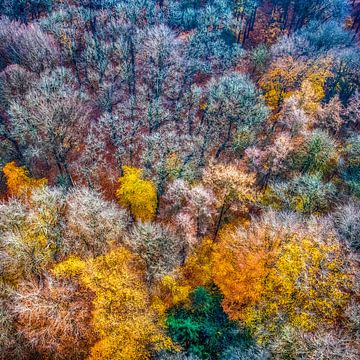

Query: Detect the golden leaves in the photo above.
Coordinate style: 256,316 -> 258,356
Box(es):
116,166 -> 157,221
54,247 -> 174,359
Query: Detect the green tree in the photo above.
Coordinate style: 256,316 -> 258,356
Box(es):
166,286 -> 254,359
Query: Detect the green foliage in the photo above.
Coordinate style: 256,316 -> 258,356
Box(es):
291,130 -> 338,177
270,174 -> 336,214
341,135 -> 360,198
250,44 -> 270,73
166,286 -> 255,359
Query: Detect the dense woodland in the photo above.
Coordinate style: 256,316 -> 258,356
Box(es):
0,0 -> 360,359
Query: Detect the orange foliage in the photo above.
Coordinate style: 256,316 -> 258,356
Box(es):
212,219 -> 353,343
212,223 -> 281,321
3,161 -> 47,197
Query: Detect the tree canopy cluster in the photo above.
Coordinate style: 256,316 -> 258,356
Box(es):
0,1 -> 360,359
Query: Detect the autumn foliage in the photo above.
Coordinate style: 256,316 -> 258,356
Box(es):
3,161 -> 47,197
0,0 -> 359,359
116,166 -> 157,221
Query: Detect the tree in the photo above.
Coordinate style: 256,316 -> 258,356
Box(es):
332,201 -> 360,250
272,0 -> 350,32
0,64 -> 36,110
0,0 -> 53,22
3,161 -> 47,197
276,96 -> 312,135
166,286 -> 255,359
186,27 -> 241,76
168,0 -> 233,31
339,135 -> 360,197
290,130 -> 338,177
0,65 -> 36,167
140,129 -> 202,203
0,17 -> 59,73
116,166 -> 157,221
127,222 -> 184,287
233,0 -> 260,44
260,57 -> 331,113
151,237 -> 215,317
342,92 -> 360,130
0,187 -> 64,283
64,188 -> 129,258
316,95 -> 343,134
250,44 -> 270,74
260,57 -> 306,110
248,235 -> 353,343
202,74 -> 268,159
326,48 -> 360,104
203,163 -> 256,239
266,324 -> 360,360
212,212 -> 353,343
297,20 -> 353,53
53,247 -> 174,359
245,133 -> 295,187
12,275 -> 93,359
138,24 -> 184,134
162,179 -> 216,241
8,67 -> 90,184
269,174 -> 336,214
212,212 -> 285,321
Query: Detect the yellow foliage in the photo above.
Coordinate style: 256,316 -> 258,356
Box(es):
203,163 -> 256,210
165,153 -> 181,178
152,238 -> 215,315
260,58 -> 304,110
4,224 -> 53,286
180,237 -> 214,288
199,102 -> 208,110
52,256 -> 86,278
3,161 -> 47,197
249,236 -> 352,338
294,61 -> 332,115
212,223 -> 353,343
260,57 -> 332,113
116,166 -> 157,221
152,275 -> 192,316
53,247 -> 174,359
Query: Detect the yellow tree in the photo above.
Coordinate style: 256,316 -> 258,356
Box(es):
3,161 -> 47,197
259,57 -> 306,111
251,236 -> 352,339
0,188 -> 64,284
293,58 -> 333,116
116,166 -> 157,221
212,213 -> 353,343
53,247 -> 174,360
260,57 -> 332,113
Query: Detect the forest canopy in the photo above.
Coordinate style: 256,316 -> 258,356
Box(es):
0,1 -> 360,359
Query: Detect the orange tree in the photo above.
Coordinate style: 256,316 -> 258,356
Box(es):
3,161 -> 47,197
212,214 -> 353,343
